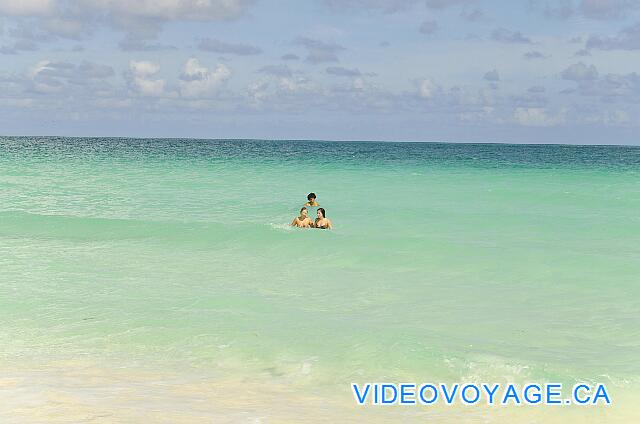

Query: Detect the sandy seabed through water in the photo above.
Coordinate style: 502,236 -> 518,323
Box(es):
0,358 -> 637,424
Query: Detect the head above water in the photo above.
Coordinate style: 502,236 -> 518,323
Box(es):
307,193 -> 316,202
317,208 -> 326,219
300,206 -> 308,216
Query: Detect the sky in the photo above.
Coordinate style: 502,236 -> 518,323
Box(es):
1,0 -> 640,144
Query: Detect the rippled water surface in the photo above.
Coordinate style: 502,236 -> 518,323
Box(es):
1,136 -> 639,422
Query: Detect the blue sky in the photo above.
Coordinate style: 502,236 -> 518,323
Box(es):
1,0 -> 640,143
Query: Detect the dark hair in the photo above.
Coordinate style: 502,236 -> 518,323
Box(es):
307,192 -> 316,201
300,206 -> 308,213
317,207 -> 326,218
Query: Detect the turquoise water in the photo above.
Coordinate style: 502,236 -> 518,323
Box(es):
1,137 -> 640,417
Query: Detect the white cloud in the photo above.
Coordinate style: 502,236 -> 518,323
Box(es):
419,20 -> 438,35
580,0 -> 639,19
130,60 -> 159,77
524,50 -> 547,59
605,109 -> 630,125
563,71 -> 640,100
278,76 -> 313,92
179,58 -> 230,98
73,0 -> 253,21
0,98 -> 35,107
259,65 -> 293,77
294,37 -> 345,64
22,59 -> 114,96
29,60 -> 54,77
491,28 -> 532,44
27,61 -> 65,93
586,22 -> 640,50
323,0 -> 419,13
484,69 -> 500,82
244,72 -> 322,111
323,0 -> 473,13
561,62 -> 598,81
425,0 -> 472,9
198,38 -> 261,55
44,18 -> 88,39
1,39 -> 38,55
537,0 -> 639,20
247,79 -> 270,105
0,0 -> 54,16
0,0 -> 255,48
33,80 -> 64,93
30,59 -> 113,79
514,107 -> 565,127
129,60 -> 165,96
92,97 -> 132,108
418,79 -> 437,99
326,66 -> 361,77
135,78 -> 165,96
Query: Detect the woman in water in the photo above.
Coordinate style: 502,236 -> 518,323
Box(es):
314,208 -> 333,229
291,207 -> 313,228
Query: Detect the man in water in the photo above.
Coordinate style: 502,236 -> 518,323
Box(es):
305,193 -> 319,207
303,193 -> 320,225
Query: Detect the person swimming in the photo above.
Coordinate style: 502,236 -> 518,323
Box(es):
291,207 -> 313,228
314,207 -> 333,229
304,192 -> 320,220
304,193 -> 319,207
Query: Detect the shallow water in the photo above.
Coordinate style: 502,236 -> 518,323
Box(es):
1,136 -> 639,422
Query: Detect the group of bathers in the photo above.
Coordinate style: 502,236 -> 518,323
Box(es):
291,192 -> 333,230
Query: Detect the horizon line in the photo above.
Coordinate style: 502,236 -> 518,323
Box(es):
1,134 -> 639,148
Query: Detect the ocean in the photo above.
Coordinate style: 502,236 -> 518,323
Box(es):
1,136 -> 639,423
